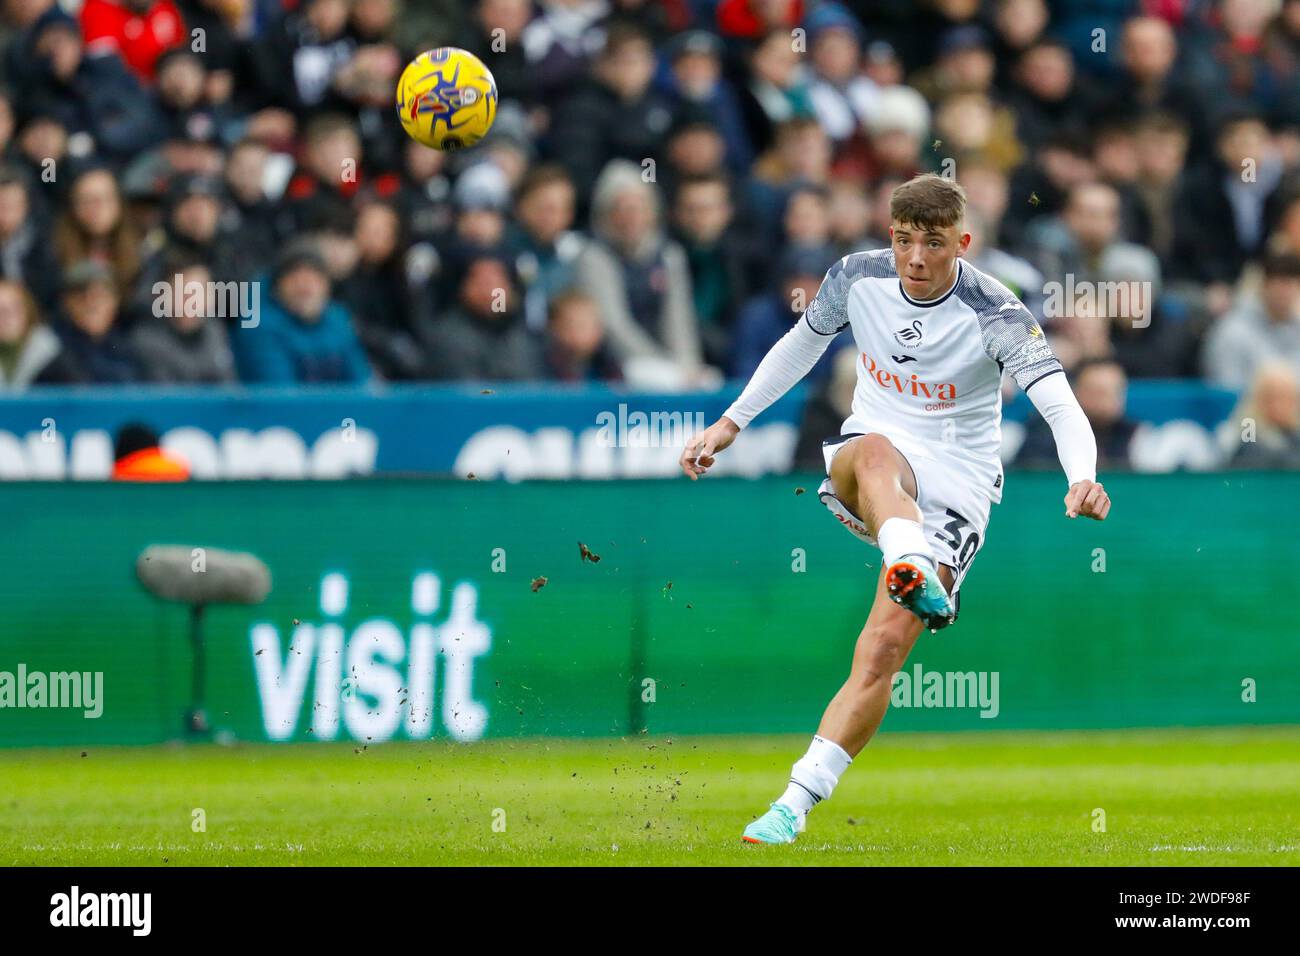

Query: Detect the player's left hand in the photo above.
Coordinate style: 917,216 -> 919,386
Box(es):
1064,480 -> 1110,520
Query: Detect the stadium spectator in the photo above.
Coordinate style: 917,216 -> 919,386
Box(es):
781,182 -> 831,249
135,173 -> 253,310
602,0 -> 673,48
548,23 -> 674,214
730,244 -> 845,382
508,163 -> 583,333
396,135 -> 453,244
1045,291 -> 1112,375
1000,127 -> 1094,252
931,89 -> 1022,175
1170,110 -> 1290,295
964,205 -> 1044,317
804,2 -> 875,144
174,0 -> 256,97
129,256 -> 236,383
339,198 -> 434,380
1100,16 -> 1204,147
910,23 -> 998,102
1097,244 -> 1200,380
1022,181 -> 1131,293
448,160 -> 511,255
955,155 -> 1011,247
660,110 -> 729,201
424,249 -> 541,381
989,0 -> 1050,87
325,29 -> 405,173
1090,120 -> 1153,249
835,83 -> 928,183
0,276 -> 59,389
1227,362 -> 1300,469
826,178 -> 873,260
519,0 -> 608,104
715,0 -> 803,43
1016,357 -> 1137,472
745,116 -> 831,248
662,29 -> 753,172
20,5 -> 165,161
248,0 -> 357,114
231,242 -> 372,384
152,46 -> 231,147
456,0 -> 533,107
0,164 -> 60,310
53,165 -> 142,299
0,0 -> 1291,468
1131,110 -> 1191,269
1004,36 -> 1095,152
737,28 -> 816,155
79,0 -> 187,84
12,108 -> 70,215
542,288 -> 622,382
2,0 -> 61,98
220,138 -> 285,265
37,259 -> 141,384
283,114 -> 389,236
1201,253 -> 1300,390
574,160 -> 704,375
671,171 -> 748,368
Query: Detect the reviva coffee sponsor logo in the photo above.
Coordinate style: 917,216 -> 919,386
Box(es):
862,354 -> 957,411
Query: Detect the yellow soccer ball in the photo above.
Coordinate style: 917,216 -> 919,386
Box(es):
396,48 -> 498,151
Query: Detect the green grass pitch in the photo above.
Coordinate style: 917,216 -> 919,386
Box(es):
3,727 -> 1298,866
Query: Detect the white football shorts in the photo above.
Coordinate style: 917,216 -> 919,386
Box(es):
817,425 -> 992,602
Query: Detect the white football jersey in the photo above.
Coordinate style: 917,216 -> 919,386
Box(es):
803,249 -> 1061,503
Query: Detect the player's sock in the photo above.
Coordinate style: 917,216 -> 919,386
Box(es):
877,516 -> 936,569
777,734 -> 853,816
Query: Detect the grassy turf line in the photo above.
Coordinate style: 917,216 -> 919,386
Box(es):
2,727 -> 1298,866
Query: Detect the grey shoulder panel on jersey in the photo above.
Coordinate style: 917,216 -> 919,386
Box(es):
955,260 -> 1061,389
803,248 -> 897,335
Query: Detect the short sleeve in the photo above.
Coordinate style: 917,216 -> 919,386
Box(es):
965,271 -> 1062,390
803,257 -> 855,335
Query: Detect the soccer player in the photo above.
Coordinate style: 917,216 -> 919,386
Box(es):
678,174 -> 1111,844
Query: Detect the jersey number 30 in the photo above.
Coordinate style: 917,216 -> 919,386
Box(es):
934,509 -> 980,573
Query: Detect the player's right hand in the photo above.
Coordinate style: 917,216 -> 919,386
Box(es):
680,417 -> 740,480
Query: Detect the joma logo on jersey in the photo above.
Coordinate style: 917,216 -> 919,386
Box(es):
862,355 -> 957,402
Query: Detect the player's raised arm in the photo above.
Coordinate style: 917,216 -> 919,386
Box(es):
981,300 -> 1109,520
680,257 -> 852,480
1025,372 -> 1109,520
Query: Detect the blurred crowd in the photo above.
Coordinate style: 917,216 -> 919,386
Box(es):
0,0 -> 1298,468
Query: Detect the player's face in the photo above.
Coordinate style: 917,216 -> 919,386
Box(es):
890,220 -> 970,300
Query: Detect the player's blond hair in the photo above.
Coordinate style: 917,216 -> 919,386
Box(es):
889,174 -> 967,231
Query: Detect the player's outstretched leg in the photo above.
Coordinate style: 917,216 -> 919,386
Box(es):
838,433 -> 954,631
743,435 -> 959,844
743,564 -> 952,843
742,568 -> 937,843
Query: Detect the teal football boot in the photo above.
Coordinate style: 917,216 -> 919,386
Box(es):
742,802 -> 804,844
885,556 -> 955,632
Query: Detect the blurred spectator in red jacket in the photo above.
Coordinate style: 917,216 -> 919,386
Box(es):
80,0 -> 187,84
